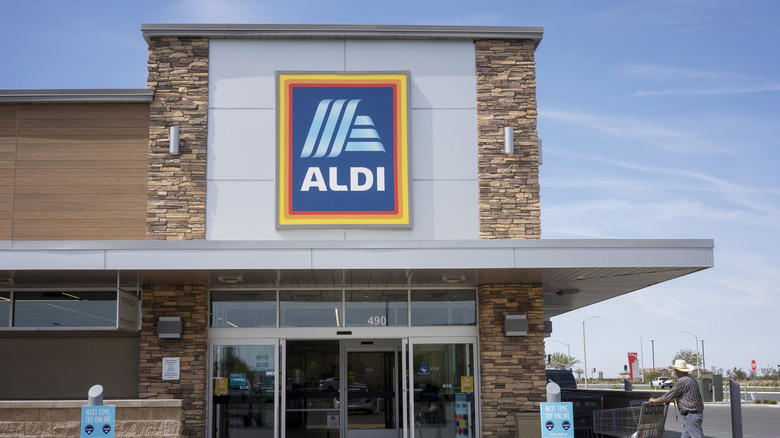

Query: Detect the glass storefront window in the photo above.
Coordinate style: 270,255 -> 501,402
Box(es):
410,290 -> 476,326
280,290 -> 343,327
412,343 -> 475,438
211,291 -> 277,327
210,288 -> 478,328
0,292 -> 9,327
212,345 -> 276,438
13,291 -> 117,327
345,290 -> 408,327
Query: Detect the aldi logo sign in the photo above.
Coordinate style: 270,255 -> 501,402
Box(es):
277,73 -> 410,228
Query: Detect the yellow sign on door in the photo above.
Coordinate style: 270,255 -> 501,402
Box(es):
461,376 -> 473,393
215,377 -> 228,395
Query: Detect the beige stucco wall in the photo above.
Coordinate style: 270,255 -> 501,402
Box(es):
0,399 -> 182,438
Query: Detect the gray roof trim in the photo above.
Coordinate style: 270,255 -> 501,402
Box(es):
0,239 -> 713,318
0,89 -> 154,104
0,239 -> 713,271
141,24 -> 544,48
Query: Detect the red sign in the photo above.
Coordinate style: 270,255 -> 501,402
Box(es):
627,352 -> 639,381
751,360 -> 757,372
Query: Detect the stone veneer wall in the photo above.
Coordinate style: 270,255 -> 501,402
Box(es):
476,39 -> 541,239
147,37 -> 209,240
0,400 -> 182,437
139,285 -> 208,438
478,284 -> 546,438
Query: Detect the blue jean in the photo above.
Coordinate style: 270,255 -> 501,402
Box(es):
681,411 -> 703,438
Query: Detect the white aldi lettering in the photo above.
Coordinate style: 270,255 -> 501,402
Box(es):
301,167 -> 385,192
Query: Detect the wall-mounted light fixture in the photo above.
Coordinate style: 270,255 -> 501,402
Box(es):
169,126 -> 180,154
544,318 -> 553,338
504,314 -> 528,336
555,288 -> 580,296
441,274 -> 466,283
538,138 -> 543,165
157,316 -> 181,339
504,126 -> 514,154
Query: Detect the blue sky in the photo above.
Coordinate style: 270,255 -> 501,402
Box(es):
3,0 -> 779,377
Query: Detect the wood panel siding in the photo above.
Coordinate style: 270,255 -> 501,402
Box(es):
0,106 -> 17,240
0,103 -> 149,241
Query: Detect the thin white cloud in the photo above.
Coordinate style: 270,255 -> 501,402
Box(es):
541,109 -> 726,154
621,64 -> 746,82
167,0 -> 275,23
632,84 -> 780,97
622,64 -> 780,97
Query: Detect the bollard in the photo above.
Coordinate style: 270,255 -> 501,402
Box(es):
729,379 -> 743,438
88,384 -> 104,406
546,381 -> 561,403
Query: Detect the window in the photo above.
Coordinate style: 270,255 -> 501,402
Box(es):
345,290 -> 408,327
0,292 -> 9,327
209,289 -> 477,328
211,291 -> 277,328
280,290 -> 342,327
411,290 -> 476,326
12,290 -> 118,328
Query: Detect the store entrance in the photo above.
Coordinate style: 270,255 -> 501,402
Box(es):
284,339 -> 403,438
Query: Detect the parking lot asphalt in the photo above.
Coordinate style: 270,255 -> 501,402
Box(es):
661,402 -> 779,438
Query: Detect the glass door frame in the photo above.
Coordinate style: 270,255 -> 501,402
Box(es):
407,336 -> 480,438
208,327 -> 479,438
279,338 -> 408,438
341,339 -> 403,438
208,337 -> 281,438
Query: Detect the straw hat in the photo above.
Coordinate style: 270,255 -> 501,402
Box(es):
671,359 -> 696,373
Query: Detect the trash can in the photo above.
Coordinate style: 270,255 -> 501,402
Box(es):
698,375 -> 713,402
515,411 -> 542,438
712,374 -> 724,401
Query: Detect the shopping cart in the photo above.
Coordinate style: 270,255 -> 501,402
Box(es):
593,402 -> 667,438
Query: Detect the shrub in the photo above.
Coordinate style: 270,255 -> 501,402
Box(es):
754,398 -> 778,404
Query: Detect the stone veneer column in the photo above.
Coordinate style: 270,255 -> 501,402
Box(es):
478,284 -> 546,437
476,39 -> 541,239
146,37 -> 209,240
139,285 -> 208,438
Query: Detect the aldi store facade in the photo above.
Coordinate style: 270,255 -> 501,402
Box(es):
0,25 -> 713,438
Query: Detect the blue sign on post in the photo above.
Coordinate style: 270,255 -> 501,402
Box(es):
81,405 -> 115,438
540,402 -> 574,438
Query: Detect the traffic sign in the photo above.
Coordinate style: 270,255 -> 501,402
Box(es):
751,360 -> 757,372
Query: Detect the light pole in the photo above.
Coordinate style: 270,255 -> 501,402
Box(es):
682,331 -> 700,377
549,339 -> 572,369
651,340 -> 655,370
582,315 -> 601,389
701,340 -> 705,372
640,337 -> 645,383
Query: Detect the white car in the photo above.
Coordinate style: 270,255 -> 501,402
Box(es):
651,377 -> 673,389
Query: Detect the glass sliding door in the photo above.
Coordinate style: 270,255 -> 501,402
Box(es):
211,342 -> 277,438
283,340 -> 403,438
284,340 -> 341,438
409,339 -> 477,438
344,342 -> 401,438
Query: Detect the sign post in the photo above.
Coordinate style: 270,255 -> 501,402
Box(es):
751,360 -> 757,393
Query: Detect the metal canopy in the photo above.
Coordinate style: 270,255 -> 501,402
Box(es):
0,239 -> 712,319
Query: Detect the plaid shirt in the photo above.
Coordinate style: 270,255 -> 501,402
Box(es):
661,373 -> 704,414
